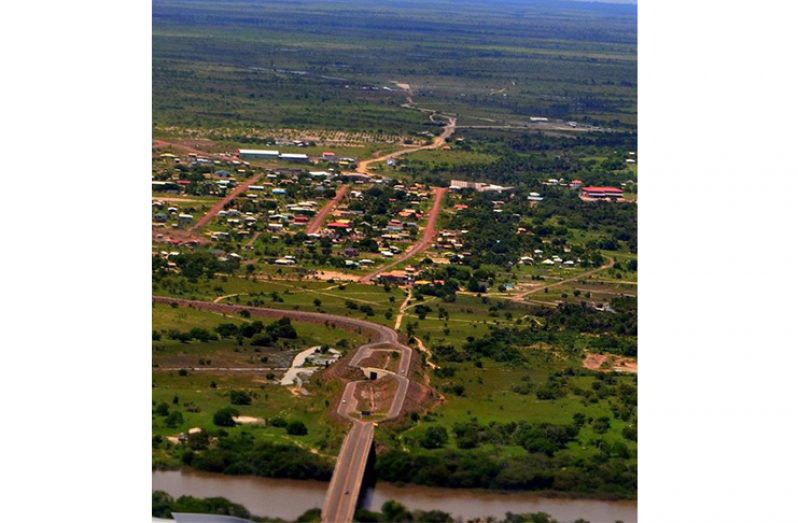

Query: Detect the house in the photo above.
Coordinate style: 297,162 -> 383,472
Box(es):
177,213 -> 193,224
339,172 -> 372,183
528,192 -> 544,205
377,270 -> 410,285
580,186 -> 624,201
321,152 -> 337,162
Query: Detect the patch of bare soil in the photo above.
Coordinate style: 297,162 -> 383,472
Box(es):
233,416 -> 265,425
310,270 -> 363,282
354,376 -> 397,415
583,352 -> 637,373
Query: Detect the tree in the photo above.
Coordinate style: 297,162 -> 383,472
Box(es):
213,407 -> 239,427
155,402 -> 170,416
286,420 -> 308,435
419,426 -> 449,449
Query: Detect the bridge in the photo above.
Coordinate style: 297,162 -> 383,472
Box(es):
320,325 -> 412,522
151,297 -> 415,523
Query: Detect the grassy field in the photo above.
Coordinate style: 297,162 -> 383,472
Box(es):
153,276 -> 406,328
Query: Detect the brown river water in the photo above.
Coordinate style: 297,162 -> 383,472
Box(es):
152,469 -> 636,522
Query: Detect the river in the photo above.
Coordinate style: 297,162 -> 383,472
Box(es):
152,469 -> 636,522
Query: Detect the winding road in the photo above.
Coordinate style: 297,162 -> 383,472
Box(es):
151,296 -> 414,523
355,116 -> 456,176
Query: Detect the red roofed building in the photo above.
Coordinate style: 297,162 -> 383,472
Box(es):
327,222 -> 351,229
580,186 -> 624,201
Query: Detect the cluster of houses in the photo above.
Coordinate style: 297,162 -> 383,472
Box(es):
519,250 -> 579,267
157,151 -> 248,168
152,200 -> 197,228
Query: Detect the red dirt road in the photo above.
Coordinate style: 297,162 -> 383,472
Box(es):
360,187 -> 447,283
306,184 -> 350,234
190,173 -> 265,232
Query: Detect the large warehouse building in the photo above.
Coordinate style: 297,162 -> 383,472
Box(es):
238,149 -> 279,160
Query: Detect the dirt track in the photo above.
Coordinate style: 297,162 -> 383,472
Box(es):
306,184 -> 350,234
511,260 -> 615,302
360,186 -> 447,283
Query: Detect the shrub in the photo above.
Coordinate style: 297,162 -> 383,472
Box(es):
165,411 -> 184,428
213,407 -> 239,427
229,390 -> 252,406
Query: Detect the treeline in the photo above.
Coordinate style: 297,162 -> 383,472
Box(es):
152,491 -> 257,521
182,432 -> 333,481
153,317 -> 298,346
375,444 -> 635,498
153,251 -> 240,280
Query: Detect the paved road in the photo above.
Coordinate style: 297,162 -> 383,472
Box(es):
307,184 -> 350,234
151,296 -> 414,523
360,187 -> 447,283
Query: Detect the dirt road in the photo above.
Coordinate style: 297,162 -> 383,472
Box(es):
354,83 -> 456,176
306,184 -> 350,234
355,117 -> 456,175
190,172 -> 265,232
360,186 -> 447,283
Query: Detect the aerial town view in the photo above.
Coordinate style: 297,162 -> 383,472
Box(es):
151,1 -> 638,522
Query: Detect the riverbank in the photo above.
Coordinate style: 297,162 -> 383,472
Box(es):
152,469 -> 637,523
